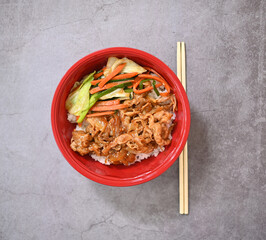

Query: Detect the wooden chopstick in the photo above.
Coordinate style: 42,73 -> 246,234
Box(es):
177,42 -> 189,214
181,42 -> 188,214
177,42 -> 184,214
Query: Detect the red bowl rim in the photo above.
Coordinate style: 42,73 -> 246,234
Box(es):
51,47 -> 190,187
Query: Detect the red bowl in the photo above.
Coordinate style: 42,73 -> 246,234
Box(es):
51,47 -> 190,187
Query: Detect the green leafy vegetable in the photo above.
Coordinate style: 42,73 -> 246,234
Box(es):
65,72 -> 95,122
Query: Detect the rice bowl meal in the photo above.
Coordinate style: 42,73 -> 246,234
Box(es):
66,57 -> 177,166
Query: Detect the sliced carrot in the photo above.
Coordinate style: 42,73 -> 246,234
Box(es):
138,74 -> 167,83
91,79 -> 102,85
94,71 -> 103,79
90,87 -> 102,94
133,78 -> 162,94
144,67 -> 164,79
138,74 -> 171,96
90,104 -> 128,111
94,67 -> 106,79
91,76 -> 134,86
90,80 -> 134,94
76,116 -> 82,126
98,63 -> 126,88
94,99 -> 120,106
112,72 -> 138,80
86,111 -> 115,118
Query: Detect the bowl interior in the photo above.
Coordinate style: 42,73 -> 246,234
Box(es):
52,48 -> 190,186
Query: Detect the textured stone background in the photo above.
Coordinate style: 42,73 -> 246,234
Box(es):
0,0 -> 265,239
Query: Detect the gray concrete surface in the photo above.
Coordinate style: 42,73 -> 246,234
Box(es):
0,0 -> 265,239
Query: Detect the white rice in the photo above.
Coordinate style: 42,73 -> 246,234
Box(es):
75,125 -> 86,132
67,113 -> 77,123
135,146 -> 165,163
67,113 -> 87,131
90,154 -> 110,165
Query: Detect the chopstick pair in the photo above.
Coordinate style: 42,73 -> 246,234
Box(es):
177,42 -> 188,214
